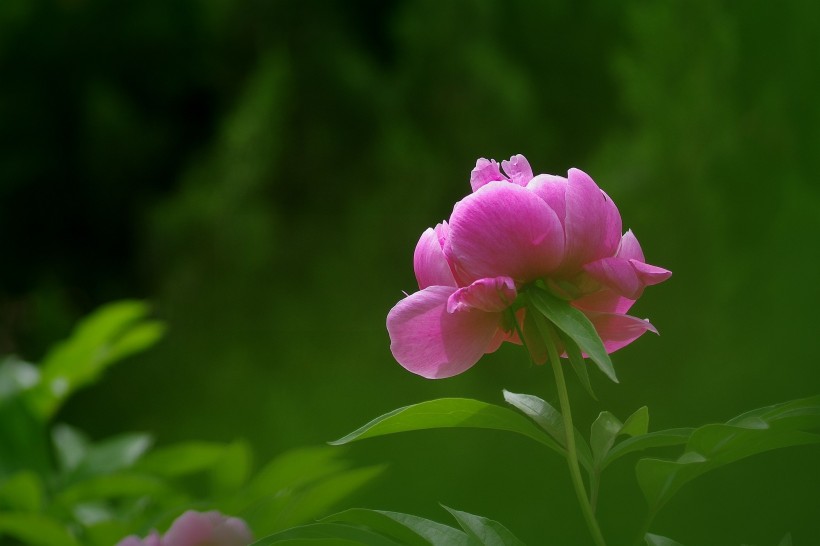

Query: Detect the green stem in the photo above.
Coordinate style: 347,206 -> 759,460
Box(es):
546,337 -> 607,546
590,472 -> 601,514
633,507 -> 658,546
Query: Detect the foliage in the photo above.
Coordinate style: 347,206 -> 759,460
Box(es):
0,303 -> 381,546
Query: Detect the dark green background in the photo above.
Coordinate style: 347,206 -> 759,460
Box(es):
2,1 -> 819,544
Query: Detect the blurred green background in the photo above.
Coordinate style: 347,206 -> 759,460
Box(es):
2,1 -> 819,544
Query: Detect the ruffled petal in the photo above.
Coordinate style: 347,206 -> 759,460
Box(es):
387,286 -> 503,379
501,154 -> 534,186
445,182 -> 565,283
470,158 -> 506,192
414,224 -> 456,289
583,311 -> 658,353
447,276 -> 516,313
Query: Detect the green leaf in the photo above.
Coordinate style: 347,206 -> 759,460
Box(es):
591,406 -> 651,470
0,512 -> 79,546
442,506 -> 525,546
135,441 -> 227,477
66,432 -> 153,484
0,357 -> 40,403
55,473 -> 170,506
590,411 -> 623,467
0,396 -> 51,478
645,533 -> 685,546
211,439 -> 253,493
502,390 -> 589,471
621,406 -> 650,437
25,300 -> 165,419
259,465 -> 386,534
562,334 -> 597,400
323,508 -> 472,546
52,423 -> 90,473
601,428 -> 693,471
250,522 -> 402,546
777,532 -> 793,546
528,286 -> 617,383
0,471 -> 43,511
636,396 -> 820,511
239,446 -> 351,510
329,398 -> 563,455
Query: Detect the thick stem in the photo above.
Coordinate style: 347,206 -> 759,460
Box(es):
546,338 -> 608,546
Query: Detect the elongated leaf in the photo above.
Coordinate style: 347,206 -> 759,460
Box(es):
528,286 -> 617,383
443,506 -> 525,546
323,509 -> 472,546
211,439 -> 253,493
0,357 -> 40,402
330,398 -> 563,455
259,465 -> 386,534
637,396 -> 820,510
55,473 -> 170,506
591,407 -> 650,469
621,406 -> 650,437
52,424 -> 90,474
601,428 -> 693,470
250,522 -> 402,545
502,390 -> 589,470
645,533 -> 685,546
562,334 -> 597,400
0,471 -> 43,511
0,397 -> 51,478
135,441 -> 227,477
590,412 -> 623,467
26,301 -> 165,419
0,512 -> 79,546
65,432 -> 153,484
241,446 -> 351,508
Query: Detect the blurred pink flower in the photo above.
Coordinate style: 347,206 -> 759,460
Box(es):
387,154 -> 671,379
116,510 -> 252,546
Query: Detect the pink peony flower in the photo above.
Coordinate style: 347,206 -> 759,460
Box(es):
387,154 -> 671,379
116,510 -> 253,546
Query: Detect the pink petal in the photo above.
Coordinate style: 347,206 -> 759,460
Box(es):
501,154 -> 534,186
528,169 -> 622,274
470,158 -> 506,192
447,276 -> 517,313
526,173 -> 568,221
584,256 -> 672,300
572,288 -> 636,315
561,168 -> 622,273
387,286 -> 503,379
583,311 -> 658,353
583,257 -> 644,299
630,259 -> 672,287
210,517 -> 253,546
163,511 -> 214,546
616,229 -> 645,261
445,182 -> 565,283
414,223 -> 456,289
